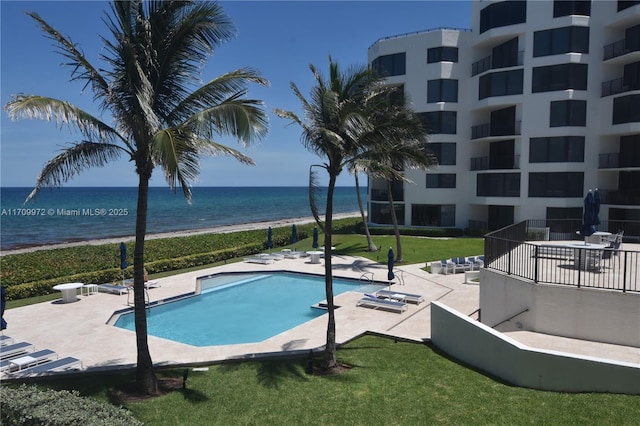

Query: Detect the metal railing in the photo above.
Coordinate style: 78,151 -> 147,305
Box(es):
485,220 -> 639,293
471,121 -> 521,140
471,51 -> 525,77
603,39 -> 639,60
470,155 -> 520,171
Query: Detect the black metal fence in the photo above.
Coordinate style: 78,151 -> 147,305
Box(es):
485,221 -> 639,293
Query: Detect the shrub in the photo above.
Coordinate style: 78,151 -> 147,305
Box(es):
0,384 -> 142,426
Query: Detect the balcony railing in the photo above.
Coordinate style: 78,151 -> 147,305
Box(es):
471,121 -> 521,140
470,155 -> 520,171
471,51 -> 525,76
603,39 -> 640,60
599,153 -> 640,168
484,220 -> 639,294
601,77 -> 639,97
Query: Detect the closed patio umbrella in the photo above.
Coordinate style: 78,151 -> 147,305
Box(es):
267,227 -> 273,252
1,285 -> 7,330
312,227 -> 319,249
580,191 -> 596,242
387,247 -> 395,289
291,224 -> 298,250
593,189 -> 601,227
119,242 -> 127,285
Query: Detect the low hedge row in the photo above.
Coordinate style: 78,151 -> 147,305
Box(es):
4,243 -> 263,301
0,384 -> 142,426
358,223 -> 464,238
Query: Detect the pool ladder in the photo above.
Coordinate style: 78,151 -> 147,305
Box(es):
126,287 -> 151,312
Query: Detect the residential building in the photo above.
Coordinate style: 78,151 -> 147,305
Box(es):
367,0 -> 640,234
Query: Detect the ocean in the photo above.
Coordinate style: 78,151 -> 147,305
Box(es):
0,186 -> 366,251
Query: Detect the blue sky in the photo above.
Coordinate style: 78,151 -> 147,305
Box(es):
1,1 -> 470,188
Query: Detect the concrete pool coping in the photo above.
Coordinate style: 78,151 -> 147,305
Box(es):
3,255 -> 477,374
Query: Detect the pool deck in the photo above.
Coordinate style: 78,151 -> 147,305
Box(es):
3,253 -> 639,376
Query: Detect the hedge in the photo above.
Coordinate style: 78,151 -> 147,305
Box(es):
0,384 -> 142,426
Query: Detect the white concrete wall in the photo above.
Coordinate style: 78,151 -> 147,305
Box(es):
479,269 -> 640,347
431,301 -> 640,394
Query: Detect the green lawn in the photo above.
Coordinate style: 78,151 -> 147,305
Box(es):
39,335 -> 640,425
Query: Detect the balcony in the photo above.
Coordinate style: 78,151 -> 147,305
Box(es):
601,77 -> 639,97
471,155 -> 520,171
600,189 -> 640,205
599,153 -> 640,168
471,121 -> 521,140
471,51 -> 524,77
603,39 -> 640,61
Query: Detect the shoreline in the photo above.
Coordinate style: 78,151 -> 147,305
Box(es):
0,212 -> 361,256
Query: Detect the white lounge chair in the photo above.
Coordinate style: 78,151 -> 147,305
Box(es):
97,284 -> 128,295
0,342 -> 35,359
0,349 -> 57,372
356,295 -> 408,313
0,335 -> 14,346
375,290 -> 424,304
244,256 -> 275,264
10,356 -> 82,376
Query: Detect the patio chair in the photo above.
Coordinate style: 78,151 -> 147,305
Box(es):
356,295 -> 408,313
0,335 -> 14,346
0,342 -> 34,359
10,356 -> 82,376
375,289 -> 424,304
440,260 -> 456,275
0,349 -> 57,373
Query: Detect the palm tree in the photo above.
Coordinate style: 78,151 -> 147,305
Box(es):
4,1 -> 268,394
275,58 -> 374,372
352,88 -> 436,263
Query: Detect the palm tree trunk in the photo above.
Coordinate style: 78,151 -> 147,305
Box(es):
322,174 -> 338,371
387,180 -> 403,263
355,174 -> 377,252
134,170 -> 158,395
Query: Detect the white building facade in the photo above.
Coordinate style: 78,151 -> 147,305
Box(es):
367,0 -> 640,234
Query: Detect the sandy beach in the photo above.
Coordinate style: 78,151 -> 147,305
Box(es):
1,211 -> 361,256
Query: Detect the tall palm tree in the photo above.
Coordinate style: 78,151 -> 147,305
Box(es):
4,1 -> 268,394
275,58 -> 374,371
352,89 -> 436,263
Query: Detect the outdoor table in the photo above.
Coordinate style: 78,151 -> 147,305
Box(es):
307,251 -> 324,264
52,282 -> 84,303
585,231 -> 612,245
565,243 -> 606,270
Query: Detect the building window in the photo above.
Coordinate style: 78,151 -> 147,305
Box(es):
427,46 -> 458,63
371,203 -> 405,225
429,143 -> 456,165
492,37 -> 520,69
529,172 -> 584,197
426,174 -> 456,188
477,173 -> 521,197
620,134 -> 640,167
479,69 -> 524,99
530,136 -> 585,163
371,52 -> 406,77
618,1 -> 640,12
417,111 -> 457,134
427,79 -> 458,103
550,100 -> 587,127
533,26 -> 589,57
532,63 -> 588,93
411,204 -> 455,227
480,0 -> 527,34
626,24 -> 640,54
613,94 -> 640,124
554,1 -> 591,17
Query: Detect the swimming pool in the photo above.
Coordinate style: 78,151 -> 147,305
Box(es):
113,272 -> 383,347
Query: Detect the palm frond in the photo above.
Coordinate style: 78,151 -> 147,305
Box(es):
26,141 -> 125,202
168,68 -> 269,125
185,99 -> 269,145
308,165 -> 325,232
4,95 -> 129,149
27,11 -> 111,104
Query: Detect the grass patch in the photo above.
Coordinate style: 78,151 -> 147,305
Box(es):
27,336 -> 640,425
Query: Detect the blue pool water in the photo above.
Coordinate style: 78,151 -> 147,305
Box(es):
114,272 -> 382,347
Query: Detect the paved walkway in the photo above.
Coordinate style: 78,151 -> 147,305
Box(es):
3,254 -> 638,375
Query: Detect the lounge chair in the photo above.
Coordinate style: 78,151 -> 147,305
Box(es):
440,260 -> 455,275
452,257 -> 472,272
374,290 -> 424,304
244,256 -> 275,264
356,295 -> 408,313
0,349 -> 57,372
97,284 -> 128,295
0,335 -> 14,346
10,356 -> 82,376
0,341 -> 35,359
